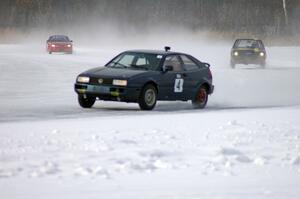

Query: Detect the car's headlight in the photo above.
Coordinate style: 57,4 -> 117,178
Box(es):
259,52 -> 265,57
234,51 -> 239,56
77,76 -> 90,83
51,44 -> 55,47
67,44 -> 72,47
113,79 -> 127,86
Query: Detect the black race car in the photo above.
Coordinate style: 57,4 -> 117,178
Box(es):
230,39 -> 266,68
74,47 -> 214,110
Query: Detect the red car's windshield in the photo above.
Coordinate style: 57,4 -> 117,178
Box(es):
49,36 -> 70,42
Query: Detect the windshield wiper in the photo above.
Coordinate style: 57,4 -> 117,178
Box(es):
110,61 -> 128,68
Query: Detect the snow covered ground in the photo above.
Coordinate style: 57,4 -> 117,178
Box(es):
0,43 -> 300,199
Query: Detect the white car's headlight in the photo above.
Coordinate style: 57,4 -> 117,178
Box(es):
113,79 -> 127,86
234,51 -> 239,56
260,52 -> 265,57
67,44 -> 72,47
77,76 -> 90,83
51,44 -> 55,47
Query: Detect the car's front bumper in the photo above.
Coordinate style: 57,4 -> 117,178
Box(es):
74,83 -> 140,102
48,46 -> 72,53
231,55 -> 266,65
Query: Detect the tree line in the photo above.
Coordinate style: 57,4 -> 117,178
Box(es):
0,0 -> 299,37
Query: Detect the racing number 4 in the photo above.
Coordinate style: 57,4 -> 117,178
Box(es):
174,78 -> 184,93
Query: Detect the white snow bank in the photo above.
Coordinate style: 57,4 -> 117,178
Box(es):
1,106 -> 300,199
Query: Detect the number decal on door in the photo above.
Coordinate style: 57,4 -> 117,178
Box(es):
174,78 -> 184,93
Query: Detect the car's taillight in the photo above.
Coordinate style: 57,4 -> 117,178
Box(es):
208,68 -> 213,80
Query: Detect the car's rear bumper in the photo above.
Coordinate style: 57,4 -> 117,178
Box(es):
209,85 -> 214,94
74,83 -> 140,102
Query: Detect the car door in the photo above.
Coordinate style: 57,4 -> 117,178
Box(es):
158,55 -> 186,100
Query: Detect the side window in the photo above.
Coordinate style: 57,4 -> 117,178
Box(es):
258,40 -> 265,49
163,55 -> 183,72
180,55 -> 199,71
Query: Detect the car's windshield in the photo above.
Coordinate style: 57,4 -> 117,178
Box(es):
106,52 -> 163,71
234,40 -> 259,48
49,36 -> 70,42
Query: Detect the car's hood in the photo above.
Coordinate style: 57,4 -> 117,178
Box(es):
81,67 -> 148,79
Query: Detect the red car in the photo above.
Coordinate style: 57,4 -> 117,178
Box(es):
47,35 -> 73,54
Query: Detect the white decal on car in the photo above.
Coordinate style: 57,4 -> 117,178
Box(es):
174,78 -> 184,93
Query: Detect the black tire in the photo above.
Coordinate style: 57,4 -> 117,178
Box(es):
230,60 -> 235,69
138,84 -> 157,110
78,95 -> 96,108
192,85 -> 208,109
49,51 -> 52,54
260,61 -> 266,69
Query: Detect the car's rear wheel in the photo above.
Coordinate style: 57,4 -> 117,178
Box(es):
138,84 -> 157,110
78,95 -> 96,108
192,85 -> 208,109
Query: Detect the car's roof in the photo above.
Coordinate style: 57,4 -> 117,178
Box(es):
124,49 -> 183,55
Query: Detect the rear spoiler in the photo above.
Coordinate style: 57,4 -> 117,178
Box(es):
202,62 -> 210,68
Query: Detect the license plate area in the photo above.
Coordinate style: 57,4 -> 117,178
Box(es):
87,85 -> 110,93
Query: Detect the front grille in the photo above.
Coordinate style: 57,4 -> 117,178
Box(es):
238,50 -> 257,57
90,77 -> 113,85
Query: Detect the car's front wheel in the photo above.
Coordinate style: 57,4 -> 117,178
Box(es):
138,84 -> 157,110
260,61 -> 266,68
192,85 -> 208,109
78,95 -> 96,108
230,60 -> 236,69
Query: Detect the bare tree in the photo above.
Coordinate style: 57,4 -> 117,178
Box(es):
282,0 -> 289,25
0,0 -> 298,37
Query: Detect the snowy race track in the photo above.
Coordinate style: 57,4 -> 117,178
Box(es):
0,44 -> 300,122
0,44 -> 300,199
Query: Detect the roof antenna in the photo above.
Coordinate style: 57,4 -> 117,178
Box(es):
164,46 -> 171,52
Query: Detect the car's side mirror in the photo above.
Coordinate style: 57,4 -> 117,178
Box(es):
164,65 -> 173,72
70,40 -> 73,42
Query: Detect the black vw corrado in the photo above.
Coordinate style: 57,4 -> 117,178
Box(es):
75,48 -> 214,110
